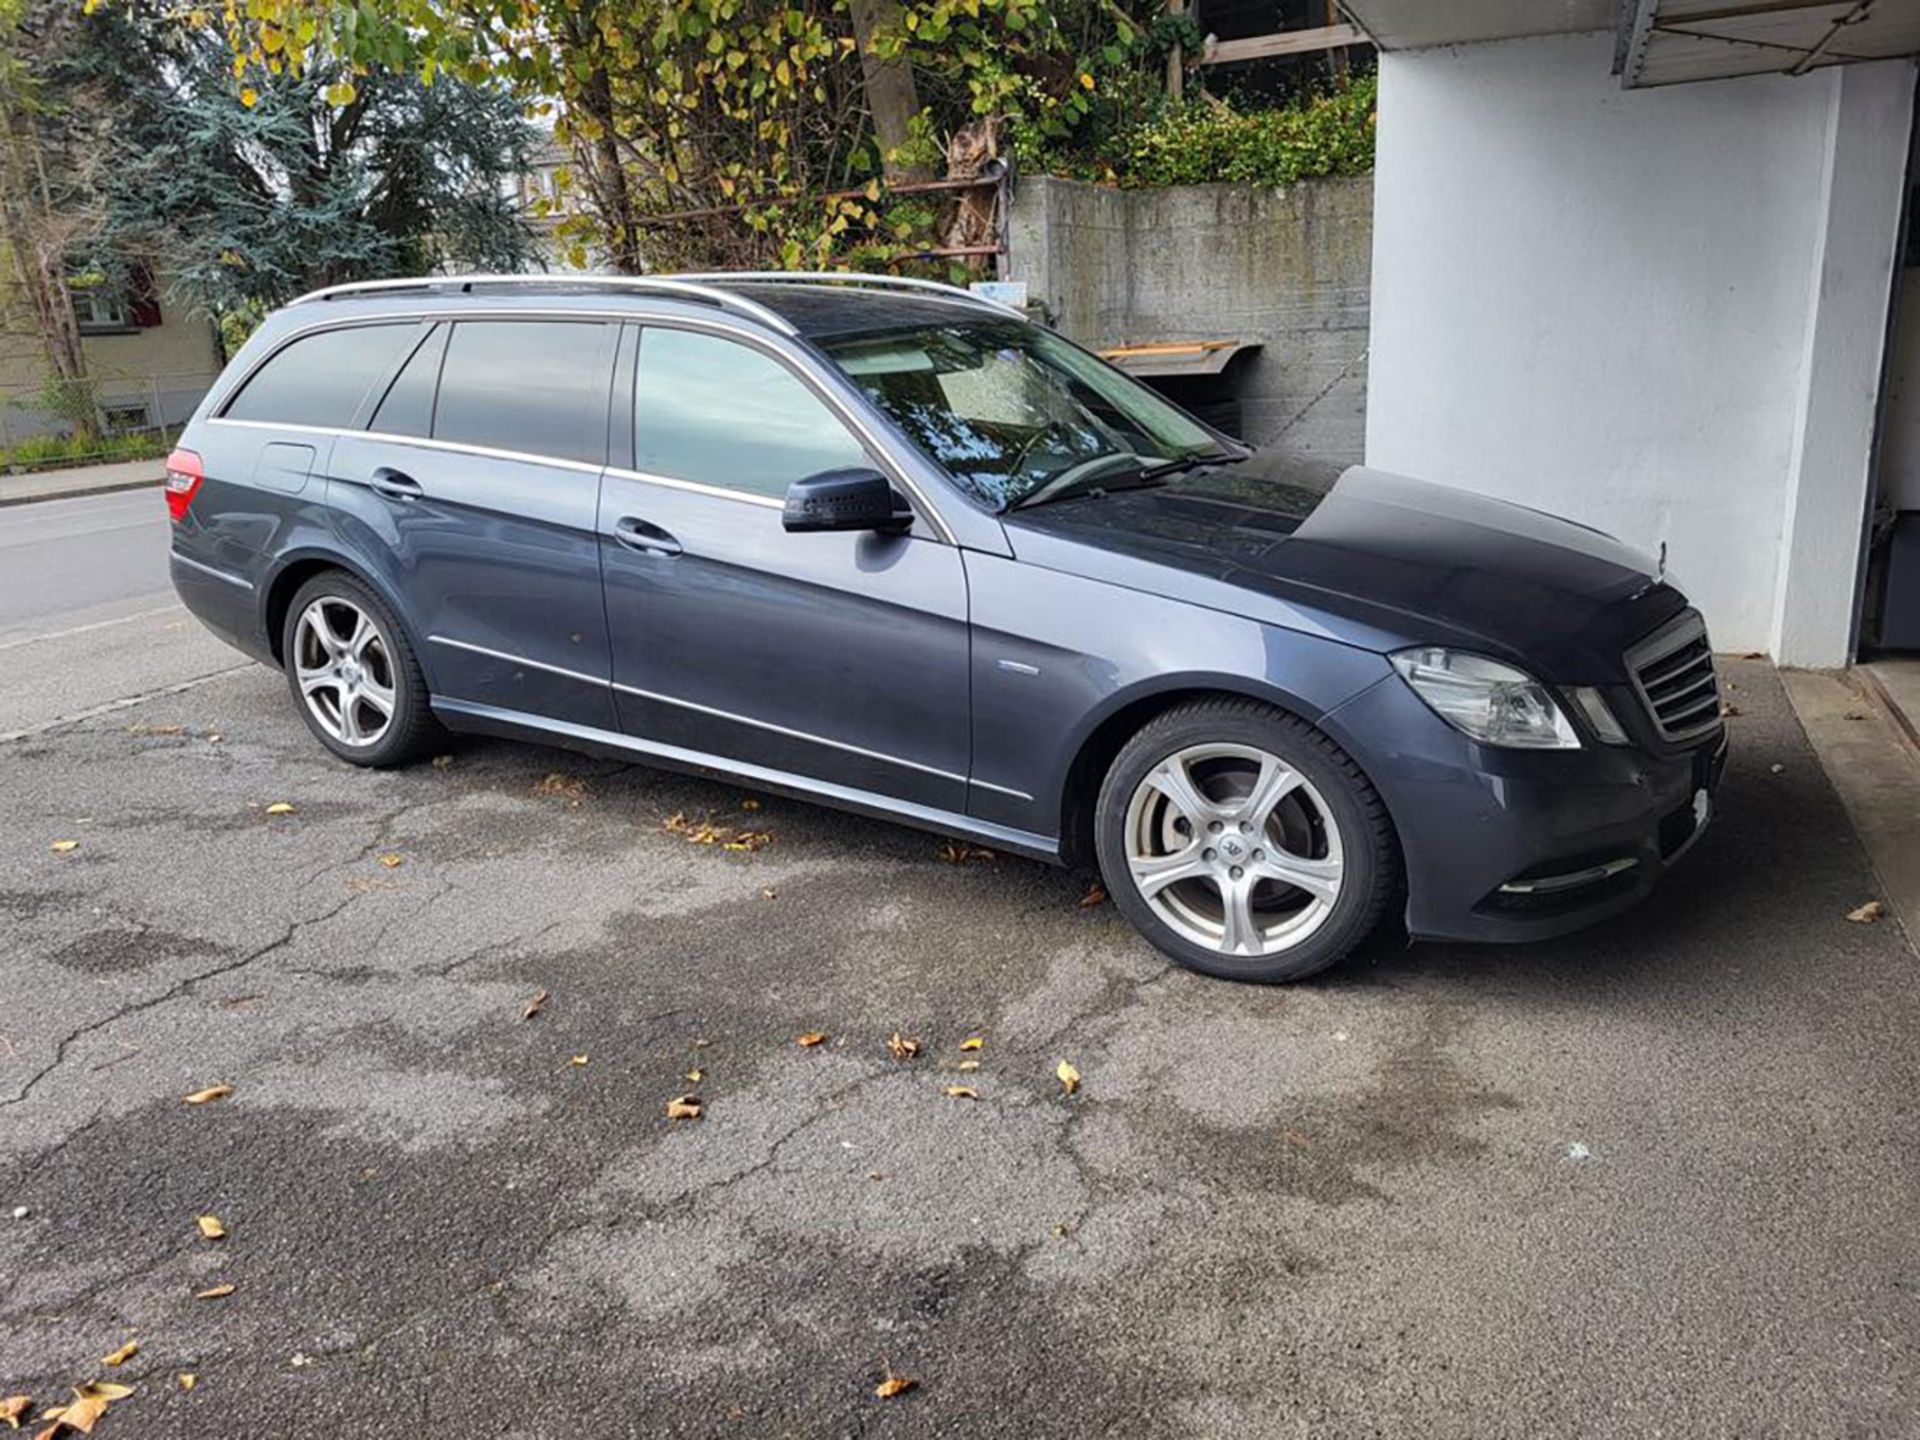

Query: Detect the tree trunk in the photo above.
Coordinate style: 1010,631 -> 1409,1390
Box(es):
848,0 -> 932,184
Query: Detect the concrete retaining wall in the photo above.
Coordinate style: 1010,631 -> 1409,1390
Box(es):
1004,174 -> 1372,463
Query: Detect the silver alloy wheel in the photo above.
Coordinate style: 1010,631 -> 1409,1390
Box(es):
292,597 -> 397,748
1122,742 -> 1345,957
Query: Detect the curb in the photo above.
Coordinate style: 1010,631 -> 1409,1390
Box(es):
0,476 -> 164,510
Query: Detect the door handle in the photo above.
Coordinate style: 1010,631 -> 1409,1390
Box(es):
370,467 -> 424,502
613,516 -> 682,557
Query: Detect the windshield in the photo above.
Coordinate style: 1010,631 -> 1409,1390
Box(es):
817,320 -> 1226,510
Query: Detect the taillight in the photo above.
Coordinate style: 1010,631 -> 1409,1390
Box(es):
165,448 -> 203,523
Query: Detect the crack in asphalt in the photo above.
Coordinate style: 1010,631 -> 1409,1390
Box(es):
1,894 -> 361,1111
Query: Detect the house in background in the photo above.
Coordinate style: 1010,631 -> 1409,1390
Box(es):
0,262 -> 223,450
1350,0 -> 1919,668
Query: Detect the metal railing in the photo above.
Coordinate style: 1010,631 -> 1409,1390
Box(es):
0,372 -> 217,472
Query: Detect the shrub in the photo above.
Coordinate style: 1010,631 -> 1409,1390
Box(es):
1115,77 -> 1376,189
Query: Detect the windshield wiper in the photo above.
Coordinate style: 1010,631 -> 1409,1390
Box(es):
1006,449 -> 1247,513
1132,449 -> 1247,483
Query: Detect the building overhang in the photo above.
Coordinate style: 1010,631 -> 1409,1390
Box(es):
1342,0 -> 1920,87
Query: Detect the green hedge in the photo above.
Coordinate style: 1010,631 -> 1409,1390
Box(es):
1115,77 -> 1376,189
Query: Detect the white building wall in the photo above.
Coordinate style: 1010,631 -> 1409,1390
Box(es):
1365,30 -> 1913,662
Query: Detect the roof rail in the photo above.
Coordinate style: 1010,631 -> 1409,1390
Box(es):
668,270 -> 1026,318
286,273 -> 798,335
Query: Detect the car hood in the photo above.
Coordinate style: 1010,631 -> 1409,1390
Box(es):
1001,459 -> 1689,680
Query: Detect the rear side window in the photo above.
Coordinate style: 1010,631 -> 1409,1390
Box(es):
222,323 -> 421,428
433,320 -> 613,466
635,327 -> 867,499
369,324 -> 447,438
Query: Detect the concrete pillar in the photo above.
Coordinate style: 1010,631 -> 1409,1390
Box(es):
1770,61 -> 1916,668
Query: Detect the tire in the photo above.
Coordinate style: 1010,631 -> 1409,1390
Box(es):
280,570 -> 441,768
1093,697 -> 1399,984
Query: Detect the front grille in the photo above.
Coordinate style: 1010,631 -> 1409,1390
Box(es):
1626,611 -> 1722,743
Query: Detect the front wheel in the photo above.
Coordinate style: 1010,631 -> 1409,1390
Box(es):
1094,698 -> 1400,983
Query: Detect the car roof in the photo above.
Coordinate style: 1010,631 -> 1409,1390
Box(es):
285,274 -> 1020,342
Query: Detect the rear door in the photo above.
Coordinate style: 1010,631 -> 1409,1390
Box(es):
327,317 -> 620,729
599,321 -> 972,812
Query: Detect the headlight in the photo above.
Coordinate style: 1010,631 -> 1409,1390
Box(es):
1390,647 -> 1580,749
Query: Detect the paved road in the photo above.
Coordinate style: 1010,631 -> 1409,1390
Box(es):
2,561 -> 1918,1436
0,490 -> 245,738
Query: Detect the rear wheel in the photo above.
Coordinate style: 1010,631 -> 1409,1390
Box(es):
1094,698 -> 1399,983
281,572 -> 440,768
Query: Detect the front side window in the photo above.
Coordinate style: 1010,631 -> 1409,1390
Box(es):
635,327 -> 868,500
819,321 -> 1221,510
433,320 -> 613,466
223,323 -> 422,429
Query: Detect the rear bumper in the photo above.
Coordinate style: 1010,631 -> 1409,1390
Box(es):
1324,675 -> 1729,945
170,549 -> 275,667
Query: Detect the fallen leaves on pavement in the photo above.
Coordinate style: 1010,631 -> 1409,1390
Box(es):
1847,900 -> 1885,924
874,1370 -> 917,1400
2,1396 -> 29,1429
175,1375 -> 195,1393
958,1036 -> 984,1052
195,1283 -> 235,1300
35,1381 -> 134,1436
263,801 -> 295,816
1056,1060 -> 1081,1097
431,753 -> 454,768
938,841 -> 997,865
568,1055 -> 589,1067
520,990 -> 549,1021
662,811 -> 771,852
195,1215 -> 226,1240
181,1084 -> 231,1105
941,1085 -> 979,1100
686,1068 -> 705,1083
1078,881 -> 1107,908
533,772 -> 589,807
48,841 -> 79,855
376,852 -> 404,869
957,1059 -> 980,1073
796,1032 -> 827,1048
100,1340 -> 138,1368
665,1094 -> 703,1121
127,723 -> 183,737
887,1032 -> 920,1061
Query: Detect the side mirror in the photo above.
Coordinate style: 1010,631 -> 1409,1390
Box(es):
782,467 -> 912,534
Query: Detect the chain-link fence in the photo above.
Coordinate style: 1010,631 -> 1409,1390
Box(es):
0,372 -> 219,472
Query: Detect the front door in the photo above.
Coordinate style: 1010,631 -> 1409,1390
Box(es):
599,322 -> 971,812
327,317 -> 619,729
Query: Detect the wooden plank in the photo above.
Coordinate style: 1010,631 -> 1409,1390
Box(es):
1199,22 -> 1363,65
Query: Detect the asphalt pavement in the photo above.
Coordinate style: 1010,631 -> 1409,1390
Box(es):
2,490 -> 1918,1438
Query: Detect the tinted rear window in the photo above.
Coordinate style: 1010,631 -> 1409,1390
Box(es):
433,320 -> 613,466
223,323 -> 421,428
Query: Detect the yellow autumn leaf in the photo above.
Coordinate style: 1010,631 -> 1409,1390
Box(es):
874,1372 -> 917,1398
101,1338 -> 139,1367
796,1032 -> 827,1048
263,801 -> 294,815
1847,900 -> 1884,924
1,1395 -> 28,1429
959,1036 -> 984,1052
665,1094 -> 702,1120
887,1032 -> 920,1061
569,1055 -> 589,1067
941,1085 -> 978,1100
177,1373 -> 197,1392
686,1068 -> 705,1083
182,1083 -> 232,1104
376,852 -> 404,869
49,840 -> 79,854
1056,1060 -> 1080,1096
957,1058 -> 980,1073
196,1214 -> 227,1240
520,989 -> 549,1021
53,1381 -> 130,1434
195,1283 -> 236,1300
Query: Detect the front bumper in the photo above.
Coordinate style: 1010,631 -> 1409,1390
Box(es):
1322,674 -> 1730,945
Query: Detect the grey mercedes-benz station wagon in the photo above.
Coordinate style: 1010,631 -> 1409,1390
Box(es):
167,272 -> 1727,982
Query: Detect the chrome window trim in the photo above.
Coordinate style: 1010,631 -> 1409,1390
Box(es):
611,679 -> 969,786
602,466 -> 784,511
211,418 -> 609,477
171,551 -> 254,591
206,306 -> 956,544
